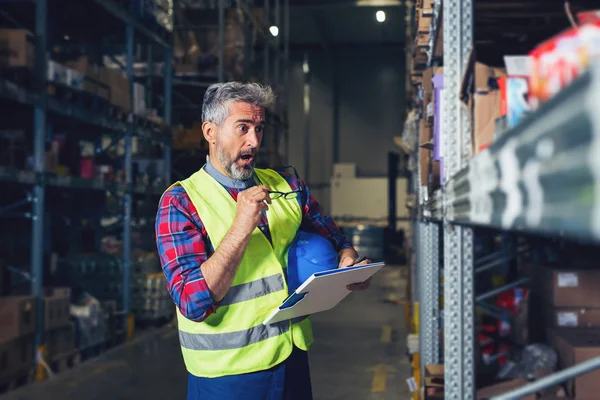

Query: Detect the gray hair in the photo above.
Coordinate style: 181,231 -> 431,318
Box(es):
201,82 -> 275,125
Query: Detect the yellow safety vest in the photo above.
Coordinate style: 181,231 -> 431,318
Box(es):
168,167 -> 314,378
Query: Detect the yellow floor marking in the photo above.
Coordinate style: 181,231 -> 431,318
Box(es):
368,364 -> 397,393
380,325 -> 392,344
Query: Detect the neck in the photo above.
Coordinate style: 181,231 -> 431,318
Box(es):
205,154 -> 254,190
208,149 -> 232,178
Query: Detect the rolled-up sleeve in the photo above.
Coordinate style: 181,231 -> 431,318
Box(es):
155,186 -> 216,322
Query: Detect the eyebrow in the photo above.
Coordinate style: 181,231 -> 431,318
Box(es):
235,119 -> 265,125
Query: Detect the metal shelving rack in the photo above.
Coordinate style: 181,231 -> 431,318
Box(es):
0,0 -> 173,358
170,0 -> 290,179
413,0 -> 600,398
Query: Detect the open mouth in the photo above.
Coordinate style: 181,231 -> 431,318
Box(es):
239,153 -> 254,164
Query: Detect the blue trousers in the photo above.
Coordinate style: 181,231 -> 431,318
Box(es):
186,347 -> 313,400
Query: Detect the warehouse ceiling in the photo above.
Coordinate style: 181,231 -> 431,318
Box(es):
287,0 -> 405,46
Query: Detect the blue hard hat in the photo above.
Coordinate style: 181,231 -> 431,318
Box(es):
287,231 -> 339,293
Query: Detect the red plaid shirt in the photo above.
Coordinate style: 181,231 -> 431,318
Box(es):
155,164 -> 354,322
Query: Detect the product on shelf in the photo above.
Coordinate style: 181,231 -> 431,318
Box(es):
423,364 -> 444,399
43,287 -> 71,331
529,16 -> 600,106
45,322 -> 76,361
551,329 -> 600,398
470,62 -> 506,155
0,335 -> 34,382
103,67 -> 131,113
0,296 -> 35,343
0,29 -> 35,69
70,293 -> 106,350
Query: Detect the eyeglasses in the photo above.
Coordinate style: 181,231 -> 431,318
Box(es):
254,165 -> 303,200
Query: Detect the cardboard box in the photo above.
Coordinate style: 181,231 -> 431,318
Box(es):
0,335 -> 33,379
332,163 -> 356,179
0,29 -> 35,69
477,378 -> 535,400
473,90 -> 501,154
545,269 -> 600,308
551,329 -> 600,399
44,287 -> 71,331
47,322 -> 76,359
64,56 -> 103,95
173,128 -> 206,150
133,82 -> 146,115
551,308 -> 600,328
0,296 -> 35,342
474,62 -> 506,93
420,147 -> 431,186
104,67 -> 131,112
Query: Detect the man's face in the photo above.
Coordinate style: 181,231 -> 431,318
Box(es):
214,101 -> 265,180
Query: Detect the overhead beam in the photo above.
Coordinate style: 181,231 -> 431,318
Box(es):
291,41 -> 405,50
290,0 -> 402,9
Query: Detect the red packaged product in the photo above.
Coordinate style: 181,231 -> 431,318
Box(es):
529,20 -> 600,105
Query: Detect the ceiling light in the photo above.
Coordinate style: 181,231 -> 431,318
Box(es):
376,10 -> 386,23
269,25 -> 279,37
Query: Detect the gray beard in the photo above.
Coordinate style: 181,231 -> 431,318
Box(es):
215,143 -> 254,180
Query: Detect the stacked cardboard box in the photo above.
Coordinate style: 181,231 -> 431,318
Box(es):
542,269 -> 600,329
462,61 -> 506,156
132,253 -> 173,322
541,268 -> 600,398
0,296 -> 35,381
0,29 -> 35,69
63,56 -> 110,101
422,364 -> 444,399
104,67 -> 131,113
44,287 -> 75,362
173,123 -> 208,150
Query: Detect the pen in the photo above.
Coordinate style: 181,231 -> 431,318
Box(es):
354,256 -> 367,264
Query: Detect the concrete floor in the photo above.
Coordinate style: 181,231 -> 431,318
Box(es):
0,266 -> 410,400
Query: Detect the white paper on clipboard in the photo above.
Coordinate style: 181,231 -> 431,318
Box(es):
262,261 -> 385,326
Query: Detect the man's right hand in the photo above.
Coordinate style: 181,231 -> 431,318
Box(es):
233,185 -> 271,235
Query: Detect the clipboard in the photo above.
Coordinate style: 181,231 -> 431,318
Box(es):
262,261 -> 385,325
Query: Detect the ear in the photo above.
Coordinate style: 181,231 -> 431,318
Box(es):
202,121 -> 217,144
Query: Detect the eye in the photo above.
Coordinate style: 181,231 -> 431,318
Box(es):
237,125 -> 248,133
255,126 -> 264,134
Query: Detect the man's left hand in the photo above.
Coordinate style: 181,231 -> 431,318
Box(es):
338,255 -> 372,291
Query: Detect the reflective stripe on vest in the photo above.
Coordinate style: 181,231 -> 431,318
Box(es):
219,274 -> 285,307
179,320 -> 290,351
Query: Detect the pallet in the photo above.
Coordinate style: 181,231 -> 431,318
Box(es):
50,349 -> 81,374
0,368 -> 35,395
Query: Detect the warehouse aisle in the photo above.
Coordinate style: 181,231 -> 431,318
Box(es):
0,266 -> 410,400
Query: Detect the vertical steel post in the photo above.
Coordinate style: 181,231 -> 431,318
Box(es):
283,0 -> 290,163
31,0 -> 48,357
302,52 -> 310,184
123,24 -> 135,330
164,49 -> 173,185
218,0 -> 225,82
274,0 -> 280,92
147,44 -> 153,109
420,221 -> 440,377
264,0 -> 270,83
443,0 -> 474,398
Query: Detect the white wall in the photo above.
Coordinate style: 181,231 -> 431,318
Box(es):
286,46 -> 406,217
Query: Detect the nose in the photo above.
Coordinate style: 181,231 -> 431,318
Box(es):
246,129 -> 259,148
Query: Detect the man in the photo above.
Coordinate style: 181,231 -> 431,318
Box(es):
155,82 -> 371,400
